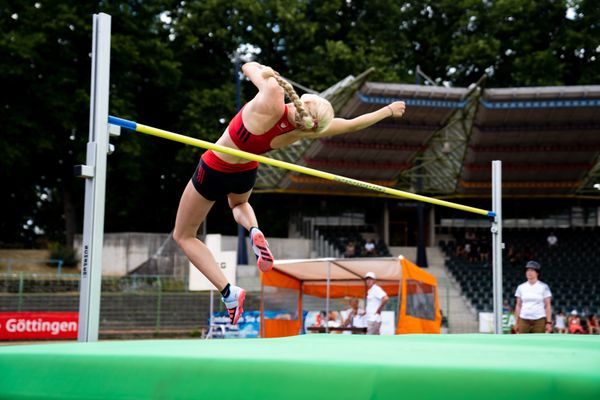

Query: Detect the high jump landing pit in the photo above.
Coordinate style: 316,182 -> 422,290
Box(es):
1,334 -> 599,399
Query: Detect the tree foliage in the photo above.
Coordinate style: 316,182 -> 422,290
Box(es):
1,0 -> 598,246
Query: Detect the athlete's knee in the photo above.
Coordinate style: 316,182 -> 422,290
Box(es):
229,198 -> 249,210
172,228 -> 194,249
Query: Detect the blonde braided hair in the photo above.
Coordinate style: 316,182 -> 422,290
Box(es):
271,73 -> 315,130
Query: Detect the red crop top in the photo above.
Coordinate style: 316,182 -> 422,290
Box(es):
228,104 -> 296,154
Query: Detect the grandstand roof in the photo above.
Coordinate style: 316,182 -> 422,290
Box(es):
256,77 -> 600,199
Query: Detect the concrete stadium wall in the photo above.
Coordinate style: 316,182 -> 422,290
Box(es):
75,233 -> 312,277
74,233 -> 171,276
388,246 -> 417,260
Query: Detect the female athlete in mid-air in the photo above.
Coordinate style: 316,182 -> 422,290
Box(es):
173,62 -> 406,324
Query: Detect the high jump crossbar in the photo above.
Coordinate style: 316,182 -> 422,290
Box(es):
108,116 -> 496,218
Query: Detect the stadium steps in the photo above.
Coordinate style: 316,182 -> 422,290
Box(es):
426,247 -> 479,333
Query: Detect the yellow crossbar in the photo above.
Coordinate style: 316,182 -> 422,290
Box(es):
108,116 -> 495,217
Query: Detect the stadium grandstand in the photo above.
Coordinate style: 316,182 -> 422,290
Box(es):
3,74 -> 600,337
249,74 -> 600,332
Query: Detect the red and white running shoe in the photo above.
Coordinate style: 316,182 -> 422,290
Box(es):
250,228 -> 274,272
222,285 -> 246,325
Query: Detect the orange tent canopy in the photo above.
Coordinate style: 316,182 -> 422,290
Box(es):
260,256 -> 441,337
262,257 -> 403,298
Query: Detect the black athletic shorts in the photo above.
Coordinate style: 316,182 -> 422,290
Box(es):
191,159 -> 257,201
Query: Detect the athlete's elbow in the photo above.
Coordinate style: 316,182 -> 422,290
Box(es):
242,61 -> 259,71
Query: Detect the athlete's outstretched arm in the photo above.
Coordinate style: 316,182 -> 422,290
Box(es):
241,62 -> 283,114
315,101 -> 406,138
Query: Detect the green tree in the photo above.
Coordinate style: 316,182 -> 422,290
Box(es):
1,0 -> 598,248
1,1 -> 95,247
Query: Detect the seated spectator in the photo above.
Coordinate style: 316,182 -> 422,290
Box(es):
376,239 -> 389,256
568,310 -> 585,334
309,311 -> 323,328
342,298 -> 366,332
455,243 -> 466,258
465,229 -> 476,242
327,311 -> 341,331
364,239 -> 376,256
587,314 -> 599,335
468,241 -> 479,263
345,241 -> 356,258
464,243 -> 471,259
546,232 -> 558,249
554,310 -> 567,334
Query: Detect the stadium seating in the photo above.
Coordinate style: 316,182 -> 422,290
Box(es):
442,228 -> 600,318
315,225 -> 392,258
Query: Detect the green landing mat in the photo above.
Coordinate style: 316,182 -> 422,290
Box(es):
1,334 -> 599,400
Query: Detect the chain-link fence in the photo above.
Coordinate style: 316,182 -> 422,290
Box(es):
0,272 -> 481,338
0,273 -> 265,339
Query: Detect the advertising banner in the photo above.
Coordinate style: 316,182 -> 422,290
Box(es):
210,311 -> 261,338
0,312 -> 79,340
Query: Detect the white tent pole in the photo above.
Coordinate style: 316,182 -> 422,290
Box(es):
491,161 -> 503,334
298,283 -> 304,335
396,256 -> 403,332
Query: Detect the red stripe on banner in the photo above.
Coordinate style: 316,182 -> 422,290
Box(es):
0,312 -> 79,340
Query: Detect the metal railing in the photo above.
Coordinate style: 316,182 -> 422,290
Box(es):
0,273 -> 263,338
0,258 -> 65,274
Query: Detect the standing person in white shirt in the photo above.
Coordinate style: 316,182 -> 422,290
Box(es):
364,272 -> 389,335
514,261 -> 553,334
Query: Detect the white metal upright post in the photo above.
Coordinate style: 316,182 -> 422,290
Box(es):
491,161 -> 503,334
395,256 -> 403,332
76,13 -> 112,342
325,260 -> 331,334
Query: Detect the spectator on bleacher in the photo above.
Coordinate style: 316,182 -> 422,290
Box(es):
507,245 -> 520,267
364,239 -> 376,257
586,313 -> 599,334
554,310 -> 568,334
465,229 -> 476,242
455,243 -> 466,258
468,241 -> 479,264
479,238 -> 490,262
514,261 -> 553,334
342,298 -> 366,333
546,232 -> 558,250
376,239 -> 389,257
568,310 -> 585,334
463,242 -> 471,259
345,241 -> 356,258
364,272 -> 389,335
